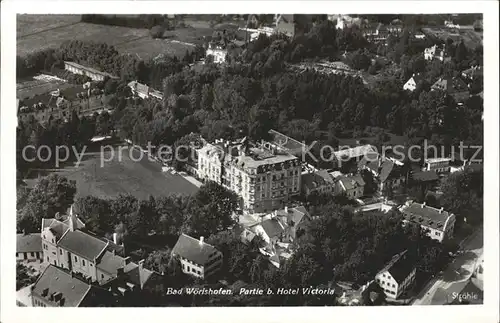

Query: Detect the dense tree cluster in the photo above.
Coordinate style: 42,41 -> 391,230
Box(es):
16,172 -> 457,306
241,20 -> 368,66
49,67 -> 93,84
17,174 -> 76,233
17,110 -> 96,176
16,263 -> 39,291
17,40 -> 205,90
183,201 -> 452,306
69,181 -> 237,242
441,165 -> 483,225
108,56 -> 482,160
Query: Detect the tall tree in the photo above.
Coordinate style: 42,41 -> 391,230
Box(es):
185,182 -> 238,237
17,174 -> 76,233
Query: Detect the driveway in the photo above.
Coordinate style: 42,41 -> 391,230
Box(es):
412,227 -> 483,305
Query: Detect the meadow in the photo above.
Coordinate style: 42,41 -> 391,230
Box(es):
17,14 -> 214,59
25,147 -> 199,200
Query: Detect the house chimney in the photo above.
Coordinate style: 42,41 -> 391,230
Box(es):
68,204 -> 77,232
285,206 -> 288,213
421,202 -> 426,208
123,256 -> 131,266
113,233 -> 119,245
199,236 -> 204,245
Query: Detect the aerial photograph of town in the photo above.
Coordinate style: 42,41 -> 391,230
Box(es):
13,13 -> 485,308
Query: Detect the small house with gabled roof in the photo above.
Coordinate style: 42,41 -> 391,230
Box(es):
399,201 -> 456,242
375,250 -> 416,299
171,233 -> 223,279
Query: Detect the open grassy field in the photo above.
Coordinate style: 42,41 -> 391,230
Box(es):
17,14 -> 81,37
26,147 -> 199,200
114,37 -> 195,60
17,15 -> 213,59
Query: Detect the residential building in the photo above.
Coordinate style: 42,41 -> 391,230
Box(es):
450,161 -> 483,174
387,23 -> 403,35
444,20 -> 460,29
248,205 -> 310,243
399,201 -> 456,242
101,258 -> 165,306
239,26 -> 274,42
359,154 -> 406,193
411,170 -> 440,191
252,218 -> 286,245
267,129 -> 307,157
423,157 -> 451,173
273,14 -> 295,38
375,250 -> 416,299
171,234 -> 223,279
355,201 -> 396,214
16,284 -> 33,307
31,265 -> 114,307
424,44 -> 451,62
197,138 -> 301,213
41,206 -> 162,292
17,233 -> 43,263
301,170 -> 335,196
333,144 -> 377,166
363,22 -> 390,42
329,15 -> 362,30
431,76 -> 470,103
249,205 -> 310,268
336,174 -> 365,199
461,65 -> 483,81
128,81 -> 163,100
18,85 -> 108,124
403,73 -> 424,92
64,61 -> 118,82
206,43 -> 228,64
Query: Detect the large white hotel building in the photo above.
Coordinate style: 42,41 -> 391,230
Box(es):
197,138 -> 302,213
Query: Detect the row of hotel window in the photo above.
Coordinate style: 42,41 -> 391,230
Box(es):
235,180 -> 299,190
376,278 -> 397,288
203,165 -> 299,180
262,187 -> 298,198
